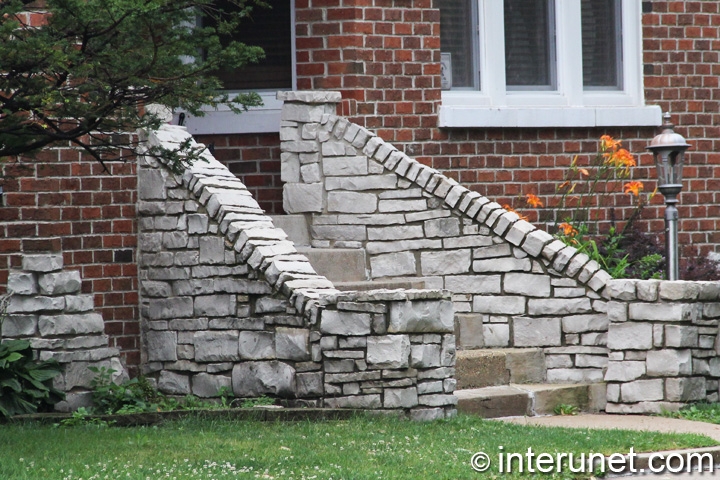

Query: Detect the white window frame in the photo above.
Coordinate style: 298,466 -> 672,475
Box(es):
179,0 -> 296,135
439,0 -> 661,128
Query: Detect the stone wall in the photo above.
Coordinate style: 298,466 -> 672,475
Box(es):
3,253 -> 127,411
136,125 -> 457,418
605,280 -> 720,413
279,91 -> 611,383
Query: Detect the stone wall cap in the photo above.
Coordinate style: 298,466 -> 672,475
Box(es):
277,91 -> 342,103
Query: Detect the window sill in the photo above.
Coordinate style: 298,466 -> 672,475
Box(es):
178,91 -> 284,135
438,105 -> 663,128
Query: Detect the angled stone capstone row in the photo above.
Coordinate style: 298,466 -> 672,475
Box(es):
604,279 -> 720,413
310,109 -> 612,295
4,253 -> 127,412
144,123 -> 342,320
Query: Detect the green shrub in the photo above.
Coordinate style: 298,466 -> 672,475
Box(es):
0,339 -> 64,417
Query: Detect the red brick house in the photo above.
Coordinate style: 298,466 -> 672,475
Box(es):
1,0 -> 718,372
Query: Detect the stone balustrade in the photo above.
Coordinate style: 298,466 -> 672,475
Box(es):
137,124 -> 457,418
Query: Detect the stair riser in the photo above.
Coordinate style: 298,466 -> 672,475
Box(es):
455,349 -> 546,389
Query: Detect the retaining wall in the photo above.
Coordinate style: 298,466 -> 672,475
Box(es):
136,125 -> 457,419
3,253 -> 127,411
605,279 -> 720,413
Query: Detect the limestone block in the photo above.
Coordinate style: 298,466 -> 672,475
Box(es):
276,328 -> 310,361
455,314 -> 484,349
7,295 -> 65,313
38,313 -> 104,336
366,335 -> 411,368
527,298 -> 592,316
473,257 -> 531,273
138,168 -> 168,200
607,322 -> 653,350
420,250 -> 471,276
232,361 -> 296,397
146,297 -> 193,319
646,349 -> 692,376
194,331 -> 240,362
310,225 -> 366,242
368,225 -> 423,241
296,371 -> 324,397
504,273 -> 551,297
145,331 -> 178,362
575,354 -> 608,368
659,282 -> 701,301
424,218 -> 460,238
562,314 -> 609,334
256,297 -> 289,314
605,280 -> 637,301
664,325 -> 698,348
192,373 -> 232,398
388,300 -> 454,333
546,368 -> 604,383
446,275 -> 501,295
513,317 -> 561,347
418,394 -> 458,407
7,272 -> 37,295
283,183 -> 323,213
325,395 -> 382,409
323,156 -> 368,176
473,296 -> 525,315
606,301 -> 628,322
1,315 -> 37,337
621,379 -> 664,403
237,331 -> 275,360
473,243 -> 512,259
482,323 -> 510,347
370,251 -> 416,278
546,355 -> 573,369
628,303 -> 696,322
327,191 -> 377,214
159,371 -> 191,395
300,163 -> 322,183
194,294 -> 237,317
321,311 -> 372,336
22,254 -> 63,273
410,344 -> 442,368
187,214 -> 209,234
441,334 -> 456,366
199,237 -> 225,264
281,152 -> 300,182
384,387 -> 419,408
666,377 -> 706,402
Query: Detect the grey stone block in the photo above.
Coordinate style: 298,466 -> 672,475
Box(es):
482,323 -> 510,347
192,373 -> 232,398
384,387 -> 419,408
296,371 -> 324,397
370,252 -> 416,278
194,295 -> 237,317
527,298 -> 592,316
22,254 -> 63,273
145,330 -> 178,362
275,328 -> 310,361
38,271 -> 82,295
327,191 -> 377,214
325,395 -> 381,409
7,295 -> 65,313
562,314 -> 609,334
646,349 -> 692,376
321,311 -> 372,336
65,294 -> 95,313
513,317 -> 561,347
159,371 -> 191,395
665,377 -> 706,402
194,331 -> 240,362
504,273 -> 551,297
283,183 -> 323,213
664,325 -> 698,348
1,315 -> 38,337
628,303 -> 697,322
238,331 -> 276,360
7,272 -> 37,295
388,300 -> 454,333
199,237 -> 226,264
421,249 -> 472,275
410,344 -> 442,368
232,361 -> 296,397
473,296 -> 525,315
38,313 -> 105,336
366,335 -> 411,368
147,297 -> 193,319
607,322 -> 653,350
621,379 -> 664,403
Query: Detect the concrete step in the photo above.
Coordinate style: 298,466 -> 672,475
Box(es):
455,348 -> 546,389
271,215 -> 311,247
455,383 -> 606,418
297,247 -> 367,283
334,278 -> 427,291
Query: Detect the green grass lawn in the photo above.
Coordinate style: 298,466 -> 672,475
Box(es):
0,413 -> 715,480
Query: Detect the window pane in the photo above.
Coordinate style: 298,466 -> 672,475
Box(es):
582,0 -> 622,89
504,0 -> 556,89
439,0 -> 477,89
205,0 -> 292,91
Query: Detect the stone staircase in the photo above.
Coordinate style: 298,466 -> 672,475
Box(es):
271,214 -> 428,291
454,349 -> 606,418
271,214 -> 606,418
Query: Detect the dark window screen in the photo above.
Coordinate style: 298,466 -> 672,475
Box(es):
439,0 -> 477,89
504,0 -> 556,89
582,0 -> 622,89
206,0 -> 292,91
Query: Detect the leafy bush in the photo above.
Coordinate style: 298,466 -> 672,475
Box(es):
0,339 -> 64,417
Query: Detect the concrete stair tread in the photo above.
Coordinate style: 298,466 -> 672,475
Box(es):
456,382 -> 606,418
334,278 -> 426,291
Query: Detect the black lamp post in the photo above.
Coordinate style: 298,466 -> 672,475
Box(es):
646,113 -> 690,281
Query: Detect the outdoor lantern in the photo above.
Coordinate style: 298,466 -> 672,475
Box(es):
646,112 -> 690,281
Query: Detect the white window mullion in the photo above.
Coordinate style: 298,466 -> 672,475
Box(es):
483,0 -> 507,106
558,0 -> 583,106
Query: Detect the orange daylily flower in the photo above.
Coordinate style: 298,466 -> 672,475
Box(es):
558,222 -> 579,237
600,135 -> 621,152
525,193 -> 543,208
624,181 -> 644,197
579,168 -> 590,177
605,148 -> 636,173
503,204 -> 529,221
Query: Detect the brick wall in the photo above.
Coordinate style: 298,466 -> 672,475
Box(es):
0,152 -> 140,372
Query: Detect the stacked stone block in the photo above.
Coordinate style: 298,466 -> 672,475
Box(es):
605,280 -> 720,413
137,124 -> 456,417
3,253 -> 127,411
278,91 -> 611,382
